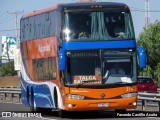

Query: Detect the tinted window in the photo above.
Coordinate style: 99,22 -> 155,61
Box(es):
33,57 -> 57,80
21,10 -> 56,41
138,78 -> 153,84
63,11 -> 134,41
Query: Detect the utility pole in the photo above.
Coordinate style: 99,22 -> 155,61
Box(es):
145,0 -> 150,28
8,10 -> 24,48
7,10 -> 24,76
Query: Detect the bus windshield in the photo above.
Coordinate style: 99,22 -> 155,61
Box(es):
63,11 -> 134,41
65,50 -> 136,87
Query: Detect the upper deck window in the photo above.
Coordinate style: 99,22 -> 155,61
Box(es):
20,10 -> 55,41
63,10 -> 134,41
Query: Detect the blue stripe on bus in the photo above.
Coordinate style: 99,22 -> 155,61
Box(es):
63,40 -> 136,50
20,75 -> 54,108
34,93 -> 53,107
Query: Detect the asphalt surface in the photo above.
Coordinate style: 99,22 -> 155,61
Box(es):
0,101 -> 160,120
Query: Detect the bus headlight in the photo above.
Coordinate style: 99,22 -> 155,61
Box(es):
121,92 -> 137,98
67,94 -> 85,99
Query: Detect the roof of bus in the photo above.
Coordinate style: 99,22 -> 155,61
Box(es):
59,2 -> 127,8
22,2 -> 128,19
22,3 -> 62,18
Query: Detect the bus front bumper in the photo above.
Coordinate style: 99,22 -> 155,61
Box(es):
64,97 -> 137,111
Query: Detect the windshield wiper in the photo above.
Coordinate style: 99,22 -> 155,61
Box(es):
75,80 -> 99,88
103,70 -> 111,79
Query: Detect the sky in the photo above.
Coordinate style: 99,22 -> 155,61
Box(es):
0,0 -> 160,39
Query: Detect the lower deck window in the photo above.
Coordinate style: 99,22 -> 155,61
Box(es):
33,57 -> 56,80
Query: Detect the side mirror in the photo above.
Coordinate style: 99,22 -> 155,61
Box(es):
137,46 -> 147,68
59,48 -> 66,71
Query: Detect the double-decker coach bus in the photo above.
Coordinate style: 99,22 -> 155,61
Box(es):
20,2 -> 146,117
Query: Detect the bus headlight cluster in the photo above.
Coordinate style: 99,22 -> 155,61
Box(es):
121,92 -> 137,98
67,94 -> 85,99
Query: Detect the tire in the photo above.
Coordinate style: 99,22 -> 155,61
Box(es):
58,109 -> 67,118
54,88 -> 67,118
26,87 -> 30,106
30,89 -> 37,112
54,89 -> 58,109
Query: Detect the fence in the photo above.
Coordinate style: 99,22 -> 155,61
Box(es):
0,87 -> 21,101
158,88 -> 160,93
138,92 -> 160,112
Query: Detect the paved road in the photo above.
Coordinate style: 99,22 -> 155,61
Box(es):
0,101 -> 159,120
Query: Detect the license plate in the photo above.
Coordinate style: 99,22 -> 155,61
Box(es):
98,103 -> 109,107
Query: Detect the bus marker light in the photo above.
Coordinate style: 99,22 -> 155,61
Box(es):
68,104 -> 76,108
68,104 -> 73,108
133,102 -> 136,106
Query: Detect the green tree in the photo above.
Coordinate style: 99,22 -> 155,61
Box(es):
0,61 -> 17,77
154,63 -> 160,87
137,21 -> 160,87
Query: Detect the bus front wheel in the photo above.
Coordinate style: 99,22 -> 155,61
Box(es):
58,109 -> 67,118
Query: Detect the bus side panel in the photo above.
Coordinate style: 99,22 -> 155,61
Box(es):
32,84 -> 54,108
20,36 -> 64,109
21,79 -> 29,107
23,36 -> 57,80
20,59 -> 63,108
20,75 -> 63,109
28,36 -> 57,59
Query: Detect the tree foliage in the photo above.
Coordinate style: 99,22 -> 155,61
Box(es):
0,61 -> 17,77
137,21 -> 160,87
